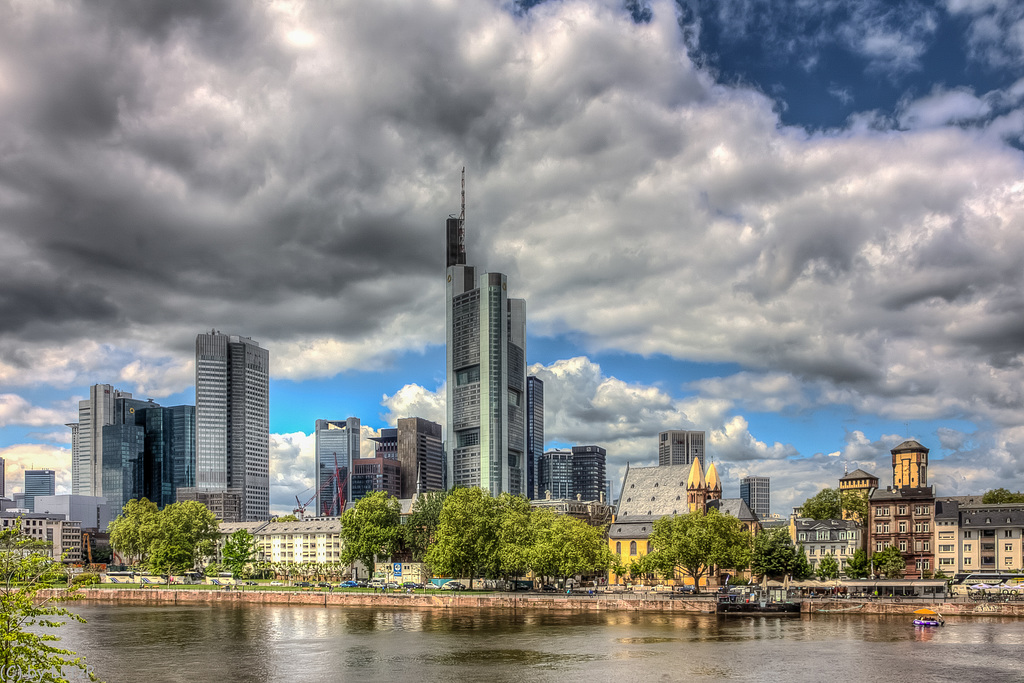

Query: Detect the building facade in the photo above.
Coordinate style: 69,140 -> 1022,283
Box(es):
195,331 -> 270,521
839,468 -> 878,520
70,384 -> 136,496
176,488 -> 244,522
539,450 -> 574,499
395,417 -> 444,498
445,192 -> 528,496
24,469 -> 56,513
571,445 -> 607,502
740,476 -> 771,519
658,430 -> 705,468
315,418 -> 359,517
934,499 -> 1024,575
34,495 -> 112,533
792,518 -> 864,575
526,376 -> 544,499
0,512 -> 82,562
0,456 -> 5,497
868,439 -> 936,579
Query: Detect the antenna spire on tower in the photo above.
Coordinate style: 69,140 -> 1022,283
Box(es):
459,166 -> 466,250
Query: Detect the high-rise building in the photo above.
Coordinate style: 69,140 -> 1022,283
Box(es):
658,430 -> 705,468
71,384 -> 135,496
740,475 -> 770,519
445,179 -> 527,496
539,450 -> 574,499
571,445 -> 607,501
350,455 -> 402,501
24,469 -> 56,512
315,418 -> 359,517
0,456 -> 5,498
396,417 -> 444,498
526,376 -> 544,499
195,331 -> 270,521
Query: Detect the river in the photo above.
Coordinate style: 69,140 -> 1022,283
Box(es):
50,603 -> 1024,682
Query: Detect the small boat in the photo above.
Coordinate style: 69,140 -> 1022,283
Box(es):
912,608 -> 944,627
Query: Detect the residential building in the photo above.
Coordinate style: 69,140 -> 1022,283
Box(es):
658,430 -> 705,468
0,512 -> 82,562
33,495 -> 112,533
791,518 -> 864,574
220,518 -> 343,567
445,183 -> 528,496
24,469 -> 55,512
194,331 -> 270,521
395,417 -> 444,498
933,499 -> 1024,575
315,418 -> 359,517
526,376 -> 544,499
868,439 -> 936,578
740,476 -> 771,519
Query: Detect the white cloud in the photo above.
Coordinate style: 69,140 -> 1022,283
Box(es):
0,443 -> 72,496
0,394 -> 75,428
898,87 -> 992,129
380,383 -> 446,429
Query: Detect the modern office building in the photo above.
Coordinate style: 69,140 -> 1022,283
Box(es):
658,430 -> 705,468
526,376 -> 544,499
740,476 -> 771,519
539,450 -> 574,499
445,180 -> 528,496
23,469 -> 56,512
350,456 -> 402,501
0,456 -> 4,498
571,445 -> 607,502
396,417 -> 444,498
34,495 -> 113,533
71,384 -> 136,496
315,418 -> 359,517
195,331 -> 270,521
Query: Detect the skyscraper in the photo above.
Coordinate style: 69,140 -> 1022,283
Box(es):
658,430 -> 705,468
315,418 -> 359,516
396,417 -> 444,498
740,475 -> 770,519
0,456 -> 5,498
24,469 -> 55,512
445,177 -> 528,496
571,445 -> 607,501
195,331 -> 270,521
71,384 -> 135,496
526,376 -> 544,499
539,450 -> 574,499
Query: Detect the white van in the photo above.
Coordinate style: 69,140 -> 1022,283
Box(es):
369,578 -> 387,588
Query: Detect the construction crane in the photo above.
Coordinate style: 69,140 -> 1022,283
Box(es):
321,452 -> 347,517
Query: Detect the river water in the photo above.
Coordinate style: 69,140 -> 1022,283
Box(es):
52,603 -> 1024,683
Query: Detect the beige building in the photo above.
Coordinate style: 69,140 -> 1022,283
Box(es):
1,512 -> 82,563
791,517 -> 864,575
220,518 -> 342,565
934,499 -> 1024,574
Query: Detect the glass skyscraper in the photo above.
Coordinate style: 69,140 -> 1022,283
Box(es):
740,475 -> 771,519
315,418 -> 359,516
445,183 -> 528,496
24,469 -> 55,512
526,376 -> 544,499
195,332 -> 269,521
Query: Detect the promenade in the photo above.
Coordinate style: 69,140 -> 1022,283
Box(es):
39,587 -> 1024,617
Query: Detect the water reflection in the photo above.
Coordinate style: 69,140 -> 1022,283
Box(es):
56,603 -> 1024,683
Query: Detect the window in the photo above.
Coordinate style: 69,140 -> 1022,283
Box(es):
809,546 -> 815,556
1007,558 -> 1015,565
964,531 -> 972,538
939,545 -> 954,553
817,530 -> 829,540
898,505 -> 908,515
630,541 -> 637,556
616,542 -> 621,555
965,557 -> 972,566
1005,531 -> 1013,538
914,541 -> 922,552
899,540 -> 908,552
1006,543 -> 1014,552
875,542 -> 885,552
898,521 -> 907,533
877,507 -> 890,516
647,541 -> 653,554
964,544 -> 972,552
798,533 -> 806,541
939,558 -> 955,566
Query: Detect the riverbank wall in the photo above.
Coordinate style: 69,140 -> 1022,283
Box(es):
37,588 -> 1024,617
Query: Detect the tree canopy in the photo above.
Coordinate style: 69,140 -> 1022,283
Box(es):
816,553 -> 840,581
339,491 -> 402,573
109,498 -> 219,574
844,549 -> 869,579
221,529 -> 261,578
424,487 -> 498,580
982,488 -> 1024,504
801,487 -> 868,522
404,490 -> 449,562
647,508 -> 751,592
873,545 -> 906,579
1,520 -> 98,682
750,527 -> 798,580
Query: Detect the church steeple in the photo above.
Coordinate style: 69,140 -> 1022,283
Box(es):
687,458 -> 707,513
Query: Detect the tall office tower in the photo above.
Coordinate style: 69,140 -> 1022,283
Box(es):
24,469 -> 56,512
71,384 -> 135,496
315,418 -> 359,516
740,476 -> 771,519
526,376 -> 544,499
571,445 -> 607,501
396,417 -> 444,498
539,450 -> 574,499
0,456 -> 4,498
658,430 -> 706,468
195,332 -> 270,521
445,177 -> 528,496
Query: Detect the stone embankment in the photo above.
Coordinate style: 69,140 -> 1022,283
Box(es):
37,588 -> 1024,617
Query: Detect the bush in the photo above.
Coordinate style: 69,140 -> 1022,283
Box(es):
71,573 -> 100,587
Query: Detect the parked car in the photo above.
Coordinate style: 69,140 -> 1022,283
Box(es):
441,581 -> 467,591
386,582 -> 400,589
270,581 -> 284,586
316,582 -> 331,588
339,580 -> 359,588
540,584 -> 558,593
400,581 -> 424,589
295,582 -> 312,588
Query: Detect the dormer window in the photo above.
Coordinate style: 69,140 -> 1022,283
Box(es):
654,483 -> 659,487
651,496 -> 656,501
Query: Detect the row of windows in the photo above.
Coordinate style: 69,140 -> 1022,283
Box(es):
614,541 -> 653,556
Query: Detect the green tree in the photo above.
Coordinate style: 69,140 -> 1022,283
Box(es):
982,488 -> 1024,504
146,501 -> 220,576
404,490 -> 449,562
817,553 -> 840,580
271,514 -> 299,522
491,493 -> 534,580
530,509 -> 612,583
801,488 -> 842,520
647,509 -> 751,593
873,545 -> 906,579
844,549 -> 870,579
339,491 -> 402,575
0,521 -> 99,682
221,529 -> 261,579
791,545 -> 813,581
840,490 -> 869,523
750,527 -> 797,580
107,498 -> 160,565
425,487 -> 500,580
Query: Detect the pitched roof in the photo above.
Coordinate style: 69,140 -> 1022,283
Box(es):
617,464 -> 692,518
840,468 -> 877,481
708,497 -> 759,522
891,439 -> 929,453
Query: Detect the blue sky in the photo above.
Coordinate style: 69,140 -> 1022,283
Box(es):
1,0 -> 1023,516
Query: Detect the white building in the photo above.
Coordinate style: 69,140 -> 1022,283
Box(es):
0,512 -> 82,563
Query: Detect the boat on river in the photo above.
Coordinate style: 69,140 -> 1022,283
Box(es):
912,608 -> 944,627
716,589 -> 800,615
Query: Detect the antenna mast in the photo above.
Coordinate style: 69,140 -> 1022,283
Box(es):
459,166 -> 466,252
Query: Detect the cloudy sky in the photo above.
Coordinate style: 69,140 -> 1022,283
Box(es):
2,0 -> 1023,516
